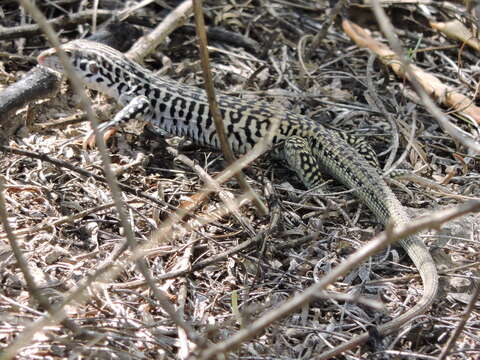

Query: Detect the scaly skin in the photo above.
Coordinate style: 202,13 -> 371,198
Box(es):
38,40 -> 438,356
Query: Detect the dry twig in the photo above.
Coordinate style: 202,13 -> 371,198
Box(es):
201,200 -> 480,360
192,0 -> 267,215
342,20 -> 480,147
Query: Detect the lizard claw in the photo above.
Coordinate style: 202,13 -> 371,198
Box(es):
83,125 -> 118,149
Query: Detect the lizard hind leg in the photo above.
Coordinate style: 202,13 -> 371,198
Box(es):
337,131 -> 380,169
278,136 -> 325,188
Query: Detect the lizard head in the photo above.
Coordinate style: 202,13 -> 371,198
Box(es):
37,40 -> 128,96
37,46 -> 65,72
37,40 -> 157,100
37,40 -> 101,75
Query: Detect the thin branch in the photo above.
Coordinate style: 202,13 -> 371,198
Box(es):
0,200 -> 142,239
111,222 -> 264,290
200,200 -> 480,359
342,19 -> 480,151
16,0 -> 201,354
0,177 -> 83,335
438,283 -> 480,359
126,0 -> 193,62
191,0 -> 268,215
0,144 -> 175,210
168,146 -> 256,236
0,9 -> 116,40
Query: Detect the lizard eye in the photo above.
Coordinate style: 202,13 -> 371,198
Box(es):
78,60 -> 98,73
88,62 -> 98,74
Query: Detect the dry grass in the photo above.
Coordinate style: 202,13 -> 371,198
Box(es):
0,1 -> 479,359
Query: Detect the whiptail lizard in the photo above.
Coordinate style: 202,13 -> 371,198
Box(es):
37,40 -> 438,355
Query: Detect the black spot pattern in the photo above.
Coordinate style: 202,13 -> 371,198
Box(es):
186,101 -> 196,122
48,41 -> 436,332
64,40 -> 403,224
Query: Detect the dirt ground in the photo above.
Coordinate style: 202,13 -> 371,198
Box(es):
0,1 -> 479,359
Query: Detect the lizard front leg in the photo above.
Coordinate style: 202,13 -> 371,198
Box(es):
84,95 -> 153,147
